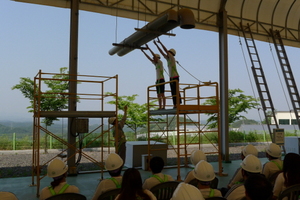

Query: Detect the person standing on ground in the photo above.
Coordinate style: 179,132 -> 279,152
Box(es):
39,159 -> 79,200
154,38 -> 181,108
108,105 -> 128,162
141,44 -> 166,110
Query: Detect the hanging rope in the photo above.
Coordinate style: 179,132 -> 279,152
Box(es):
114,4 -> 119,42
176,60 -> 202,84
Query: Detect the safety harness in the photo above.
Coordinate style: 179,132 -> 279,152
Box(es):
48,183 -> 70,196
209,188 -> 215,197
152,174 -> 168,183
109,177 -> 121,188
270,160 -> 283,170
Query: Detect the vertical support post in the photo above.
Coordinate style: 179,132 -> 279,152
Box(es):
218,1 -> 230,162
67,0 -> 79,175
50,135 -> 53,149
13,132 -> 16,150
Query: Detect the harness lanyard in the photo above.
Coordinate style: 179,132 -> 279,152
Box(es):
109,177 -> 121,188
48,183 -> 70,196
152,174 -> 168,183
271,160 -> 283,170
209,188 -> 215,197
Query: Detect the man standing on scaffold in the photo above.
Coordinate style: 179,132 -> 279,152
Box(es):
154,38 -> 182,108
108,105 -> 128,162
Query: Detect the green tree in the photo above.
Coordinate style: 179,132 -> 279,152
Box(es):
106,93 -> 159,139
203,88 -> 260,128
12,67 -> 70,152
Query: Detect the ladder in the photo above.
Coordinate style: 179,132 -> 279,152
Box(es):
270,29 -> 300,131
240,23 -> 279,142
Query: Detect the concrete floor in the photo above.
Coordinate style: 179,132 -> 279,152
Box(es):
0,158 -> 269,200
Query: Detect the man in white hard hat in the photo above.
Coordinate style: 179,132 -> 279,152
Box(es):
143,156 -> 174,190
91,153 -> 124,200
262,143 -> 283,179
154,37 -> 181,109
39,159 -> 79,200
171,182 -> 205,200
192,160 -> 222,198
225,154 -> 262,200
184,150 -> 207,183
108,105 -> 128,162
227,144 -> 258,189
141,44 -> 166,110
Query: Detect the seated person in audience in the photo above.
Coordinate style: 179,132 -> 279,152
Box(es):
171,182 -> 205,200
262,143 -> 283,179
91,153 -> 123,200
193,160 -> 222,198
225,154 -> 262,200
39,159 -> 79,200
273,152 -> 300,199
227,144 -> 259,189
0,192 -> 18,200
143,156 -> 174,190
184,150 -> 207,183
115,168 -> 157,200
244,174 -> 273,200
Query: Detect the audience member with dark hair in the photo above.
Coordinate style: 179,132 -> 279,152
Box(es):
39,159 -> 79,200
273,152 -> 300,199
244,174 -> 273,200
91,153 -> 123,200
143,156 -> 174,190
115,168 -> 157,200
262,143 -> 283,179
225,155 -> 262,200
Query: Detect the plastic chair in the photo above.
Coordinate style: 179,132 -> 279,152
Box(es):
97,188 -> 121,200
45,193 -> 86,200
188,177 -> 219,189
278,184 -> 300,200
150,181 -> 181,200
205,197 -> 227,200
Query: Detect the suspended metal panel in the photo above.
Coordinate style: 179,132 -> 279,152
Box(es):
12,0 -> 300,47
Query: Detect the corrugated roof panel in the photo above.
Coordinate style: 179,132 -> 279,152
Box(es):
273,0 -> 293,28
12,0 -> 300,47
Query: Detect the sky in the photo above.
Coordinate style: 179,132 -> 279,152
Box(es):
1,0 -> 300,123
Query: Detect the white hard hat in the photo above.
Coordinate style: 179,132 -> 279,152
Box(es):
193,160 -> 215,182
266,143 -> 281,158
105,153 -> 123,171
108,117 -> 116,125
242,144 -> 258,157
240,154 -> 262,173
169,48 -> 176,56
190,150 -> 207,166
47,159 -> 68,178
171,183 -> 204,200
154,54 -> 160,59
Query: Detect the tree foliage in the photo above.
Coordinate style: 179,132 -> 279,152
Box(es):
12,67 -> 69,126
106,93 -> 159,137
203,88 -> 260,128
